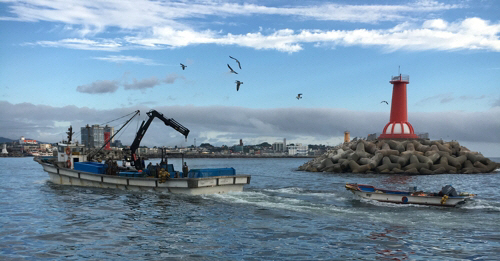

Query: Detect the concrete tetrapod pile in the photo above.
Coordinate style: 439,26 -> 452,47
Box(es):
299,139 -> 500,174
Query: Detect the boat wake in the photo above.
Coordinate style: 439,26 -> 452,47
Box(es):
203,190 -> 357,215
262,187 -> 349,201
461,199 -> 500,212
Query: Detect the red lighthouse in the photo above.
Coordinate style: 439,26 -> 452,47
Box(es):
378,74 -> 418,140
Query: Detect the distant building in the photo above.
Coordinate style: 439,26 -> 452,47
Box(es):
19,136 -> 37,145
232,145 -> 243,153
272,142 -> 284,152
81,124 -> 115,149
417,133 -> 429,140
287,143 -> 308,156
18,136 -> 39,153
113,140 -> 123,147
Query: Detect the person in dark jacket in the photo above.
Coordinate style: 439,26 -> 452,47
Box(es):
182,162 -> 189,178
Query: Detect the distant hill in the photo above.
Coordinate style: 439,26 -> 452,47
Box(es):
0,137 -> 15,143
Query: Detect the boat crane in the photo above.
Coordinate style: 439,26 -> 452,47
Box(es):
127,110 -> 190,170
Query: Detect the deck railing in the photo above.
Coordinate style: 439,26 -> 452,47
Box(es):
391,74 -> 409,82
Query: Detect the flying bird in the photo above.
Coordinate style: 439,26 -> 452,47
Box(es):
235,80 -> 243,91
227,64 -> 238,74
229,56 -> 241,69
381,100 -> 388,105
180,63 -> 187,70
296,93 -> 302,100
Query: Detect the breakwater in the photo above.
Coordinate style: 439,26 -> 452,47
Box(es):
299,139 -> 500,174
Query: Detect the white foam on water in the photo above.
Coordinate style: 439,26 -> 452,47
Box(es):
205,191 -> 357,215
461,199 -> 500,211
263,187 -> 348,201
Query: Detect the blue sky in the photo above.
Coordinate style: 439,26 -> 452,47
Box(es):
0,0 -> 499,156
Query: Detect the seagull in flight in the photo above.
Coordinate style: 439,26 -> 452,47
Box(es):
235,80 -> 243,91
381,100 -> 388,105
296,93 -> 302,100
229,56 -> 241,69
180,63 -> 187,70
227,64 -> 238,74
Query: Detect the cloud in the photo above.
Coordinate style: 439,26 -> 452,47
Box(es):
416,93 -> 454,105
1,102 -> 500,153
23,17 -> 500,53
1,0 -> 462,30
29,38 -> 122,51
164,73 -> 185,84
76,72 -> 185,95
10,0 -> 495,53
92,55 -> 162,65
459,95 -> 486,101
123,77 -> 161,90
76,80 -> 119,94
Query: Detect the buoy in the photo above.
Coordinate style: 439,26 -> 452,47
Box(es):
66,160 -> 71,168
65,147 -> 71,155
441,195 -> 449,204
402,196 -> 408,203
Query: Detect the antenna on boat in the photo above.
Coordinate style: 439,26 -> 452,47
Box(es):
398,65 -> 400,75
66,126 -> 74,144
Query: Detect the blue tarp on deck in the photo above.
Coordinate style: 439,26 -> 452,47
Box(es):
74,162 -> 107,174
187,168 -> 236,178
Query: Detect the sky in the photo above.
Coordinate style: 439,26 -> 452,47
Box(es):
0,0 -> 499,156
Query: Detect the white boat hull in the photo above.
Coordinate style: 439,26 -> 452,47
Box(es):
41,163 -> 251,195
349,190 -> 471,207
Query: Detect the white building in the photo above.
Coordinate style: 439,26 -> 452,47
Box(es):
287,143 -> 308,156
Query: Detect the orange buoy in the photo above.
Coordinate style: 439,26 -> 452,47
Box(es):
65,147 -> 71,155
66,160 -> 71,168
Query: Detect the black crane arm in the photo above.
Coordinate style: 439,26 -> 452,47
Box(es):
129,110 -> 189,170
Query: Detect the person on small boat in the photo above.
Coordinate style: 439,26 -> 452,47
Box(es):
183,162 -> 189,178
147,162 -> 152,171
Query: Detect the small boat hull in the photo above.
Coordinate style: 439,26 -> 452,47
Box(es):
346,183 -> 474,207
41,163 -> 251,195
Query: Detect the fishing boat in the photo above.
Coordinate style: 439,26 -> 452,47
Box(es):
35,110 -> 251,195
345,183 -> 475,207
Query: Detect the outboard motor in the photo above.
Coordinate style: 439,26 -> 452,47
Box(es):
441,185 -> 458,197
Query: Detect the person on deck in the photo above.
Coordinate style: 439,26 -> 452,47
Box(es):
182,162 -> 189,178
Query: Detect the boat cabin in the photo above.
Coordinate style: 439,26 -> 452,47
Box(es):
57,143 -> 87,169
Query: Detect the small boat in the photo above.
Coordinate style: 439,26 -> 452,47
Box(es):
345,183 -> 475,207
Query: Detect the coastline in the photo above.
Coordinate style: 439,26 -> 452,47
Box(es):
148,154 -> 316,159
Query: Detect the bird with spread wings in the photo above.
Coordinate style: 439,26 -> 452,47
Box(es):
229,56 -> 241,69
227,64 -> 238,74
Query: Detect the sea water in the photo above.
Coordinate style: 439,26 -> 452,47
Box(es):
1,157 -> 499,260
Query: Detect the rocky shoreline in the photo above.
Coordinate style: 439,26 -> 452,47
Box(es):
298,139 -> 500,174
